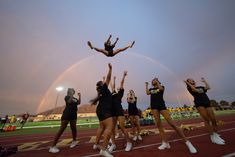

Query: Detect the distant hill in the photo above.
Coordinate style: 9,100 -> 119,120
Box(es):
38,104 -> 96,115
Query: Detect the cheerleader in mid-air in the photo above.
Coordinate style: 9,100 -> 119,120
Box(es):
87,34 -> 135,57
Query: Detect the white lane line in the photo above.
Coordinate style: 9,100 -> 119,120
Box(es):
222,152 -> 235,157
81,127 -> 235,157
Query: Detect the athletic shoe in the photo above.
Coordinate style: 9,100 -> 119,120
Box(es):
70,141 -> 78,148
137,135 -> 142,141
213,133 -> 225,143
185,141 -> 197,154
133,135 -> 137,141
93,144 -> 99,150
211,134 -> 225,145
99,149 -> 113,157
125,142 -> 132,151
158,142 -> 170,150
49,146 -> 59,153
108,144 -> 116,153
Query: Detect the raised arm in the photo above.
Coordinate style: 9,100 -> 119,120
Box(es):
120,71 -> 127,89
156,78 -> 164,90
105,63 -> 112,86
145,82 -> 150,95
113,37 -> 119,46
102,76 -> 106,83
184,80 -> 198,92
110,76 -> 116,92
77,92 -> 81,105
106,34 -> 112,43
201,77 -> 210,90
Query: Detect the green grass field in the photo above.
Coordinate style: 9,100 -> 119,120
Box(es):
0,110 -> 234,137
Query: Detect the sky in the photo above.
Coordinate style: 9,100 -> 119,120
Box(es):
0,0 -> 235,116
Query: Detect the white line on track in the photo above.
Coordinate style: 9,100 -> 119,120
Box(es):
81,127 -> 235,157
222,152 -> 235,157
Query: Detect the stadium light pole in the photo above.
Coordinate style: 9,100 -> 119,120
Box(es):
54,86 -> 64,111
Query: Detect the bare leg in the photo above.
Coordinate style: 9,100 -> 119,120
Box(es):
129,116 -> 137,136
100,117 -> 113,150
197,107 -> 214,134
152,110 -> 167,142
134,116 -> 141,135
113,41 -> 134,56
113,46 -> 130,56
206,107 -> 218,132
118,116 -> 131,142
87,41 -> 109,56
111,117 -> 117,145
95,124 -> 105,145
160,110 -> 187,142
70,120 -> 77,141
52,120 -> 69,146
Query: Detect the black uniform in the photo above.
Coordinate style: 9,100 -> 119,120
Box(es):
187,86 -> 211,108
128,97 -> 138,116
96,84 -> 113,121
112,89 -> 125,117
149,86 -> 167,111
104,43 -> 115,57
61,96 -> 80,120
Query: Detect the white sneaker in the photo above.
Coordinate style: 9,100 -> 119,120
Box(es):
125,142 -> 132,151
158,142 -> 170,150
70,140 -> 78,148
133,135 -> 137,141
93,144 -> 99,150
211,134 -> 225,145
137,135 -> 142,141
49,146 -> 60,153
108,144 -> 116,153
185,141 -> 197,154
99,149 -> 113,157
213,133 -> 225,143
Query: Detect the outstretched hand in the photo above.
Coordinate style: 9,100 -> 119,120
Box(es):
201,77 -> 206,83
124,71 -> 127,76
108,63 -> 112,69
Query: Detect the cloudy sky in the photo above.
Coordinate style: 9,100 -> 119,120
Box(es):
0,0 -> 235,116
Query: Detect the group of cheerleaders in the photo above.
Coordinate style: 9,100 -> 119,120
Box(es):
49,35 -> 226,157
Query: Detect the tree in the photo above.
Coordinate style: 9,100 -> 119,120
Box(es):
220,100 -> 229,106
220,100 -> 231,110
231,101 -> 235,109
210,100 -> 221,110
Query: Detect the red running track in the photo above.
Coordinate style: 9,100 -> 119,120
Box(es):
1,115 -> 235,157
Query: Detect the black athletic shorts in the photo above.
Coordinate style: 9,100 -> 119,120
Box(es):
128,108 -> 138,116
112,105 -> 124,117
151,103 -> 167,111
96,109 -> 113,121
107,51 -> 114,57
194,102 -> 211,108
